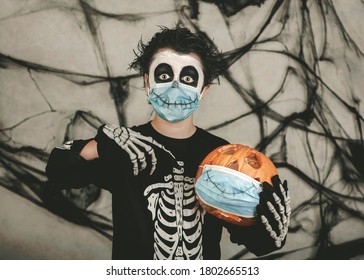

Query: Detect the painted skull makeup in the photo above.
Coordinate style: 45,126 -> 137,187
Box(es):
147,49 -> 205,122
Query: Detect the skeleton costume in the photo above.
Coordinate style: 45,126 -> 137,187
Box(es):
47,122 -> 289,259
46,48 -> 290,259
48,123 -> 226,259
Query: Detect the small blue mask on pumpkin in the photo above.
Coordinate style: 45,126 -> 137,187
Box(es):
195,165 -> 262,217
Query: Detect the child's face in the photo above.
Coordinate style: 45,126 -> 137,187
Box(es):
147,48 -> 205,93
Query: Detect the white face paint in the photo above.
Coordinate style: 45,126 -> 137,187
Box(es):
147,48 -> 205,94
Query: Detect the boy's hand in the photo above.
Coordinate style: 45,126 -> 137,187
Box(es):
101,124 -> 175,176
256,175 -> 291,248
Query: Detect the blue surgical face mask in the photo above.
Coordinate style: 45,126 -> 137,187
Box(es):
195,165 -> 262,218
148,81 -> 200,122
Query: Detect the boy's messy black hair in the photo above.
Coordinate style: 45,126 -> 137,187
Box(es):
129,25 -> 223,86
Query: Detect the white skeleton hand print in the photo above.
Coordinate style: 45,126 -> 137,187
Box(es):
260,181 -> 291,248
102,124 -> 175,176
144,161 -> 204,260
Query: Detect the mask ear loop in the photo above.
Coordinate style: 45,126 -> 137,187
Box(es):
198,92 -> 204,101
144,74 -> 156,105
199,84 -> 210,100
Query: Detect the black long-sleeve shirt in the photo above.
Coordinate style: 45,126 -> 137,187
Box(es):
46,122 -> 279,259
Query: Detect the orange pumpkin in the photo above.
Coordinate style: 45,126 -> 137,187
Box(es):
195,144 -> 278,226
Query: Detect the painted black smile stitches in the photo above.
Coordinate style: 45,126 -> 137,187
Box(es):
152,91 -> 198,108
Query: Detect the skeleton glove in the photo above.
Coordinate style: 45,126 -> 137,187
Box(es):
95,124 -> 175,176
256,175 -> 291,249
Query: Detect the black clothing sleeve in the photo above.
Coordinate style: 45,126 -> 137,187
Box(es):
225,221 -> 284,257
46,138 -> 103,189
46,125 -> 133,192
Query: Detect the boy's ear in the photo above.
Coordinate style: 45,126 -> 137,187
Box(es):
200,84 -> 210,99
144,74 -> 149,93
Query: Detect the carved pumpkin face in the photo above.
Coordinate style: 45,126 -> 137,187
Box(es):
196,144 -> 277,184
195,144 -> 278,226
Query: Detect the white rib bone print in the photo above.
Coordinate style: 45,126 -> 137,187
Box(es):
144,161 -> 204,260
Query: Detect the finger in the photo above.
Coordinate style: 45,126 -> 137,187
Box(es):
132,159 -> 138,176
258,201 -> 280,236
283,185 -> 291,207
279,183 -> 287,199
128,135 -> 152,152
258,191 -> 274,214
139,156 -> 147,170
266,176 -> 286,200
261,215 -> 277,238
147,148 -> 157,175
261,215 -> 281,248
261,215 -> 283,248
259,189 -> 270,203
285,198 -> 292,227
278,182 -> 291,227
127,129 -> 141,136
262,181 -> 275,193
124,147 -> 139,176
256,203 -> 264,216
269,201 -> 285,239
270,175 -> 281,188
261,182 -> 280,210
261,182 -> 286,210
271,193 -> 290,237
267,201 -> 283,229
260,183 -> 276,206
277,180 -> 289,200
132,131 -> 176,160
127,141 -> 147,171
273,193 -> 286,223
150,165 -> 156,175
262,181 -> 282,207
279,183 -> 290,209
282,179 -> 288,191
258,192 -> 277,216
127,134 -> 157,173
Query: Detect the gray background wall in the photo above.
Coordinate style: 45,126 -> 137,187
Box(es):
0,0 -> 363,259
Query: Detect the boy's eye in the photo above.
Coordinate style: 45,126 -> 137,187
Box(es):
159,73 -> 171,81
180,66 -> 199,87
154,63 -> 173,83
181,76 -> 194,84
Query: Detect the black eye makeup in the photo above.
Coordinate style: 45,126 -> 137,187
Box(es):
154,63 -> 173,83
180,66 -> 199,87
